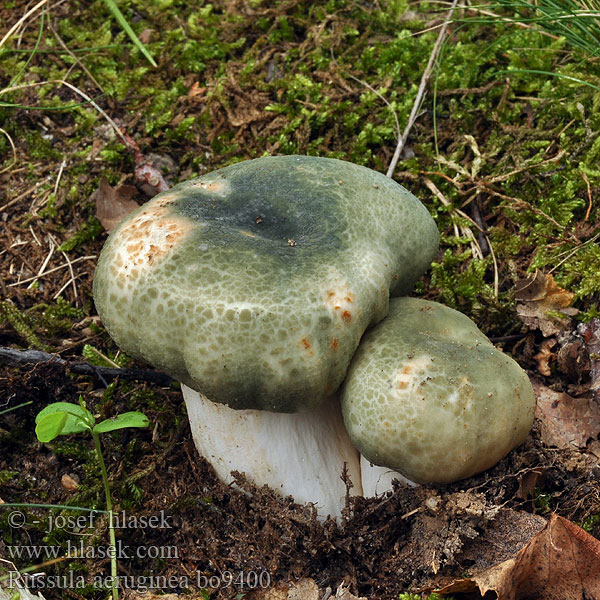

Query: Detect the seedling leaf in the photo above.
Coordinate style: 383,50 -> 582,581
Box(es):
35,402 -> 94,437
93,412 -> 150,434
35,411 -> 69,442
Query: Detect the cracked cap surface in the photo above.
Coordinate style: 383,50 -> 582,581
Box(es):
341,297 -> 536,482
93,156 -> 439,411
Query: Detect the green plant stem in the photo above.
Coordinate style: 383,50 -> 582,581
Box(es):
0,401 -> 32,416
0,502 -> 104,512
93,432 -> 118,600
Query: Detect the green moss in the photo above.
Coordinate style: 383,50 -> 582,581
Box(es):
0,300 -> 52,351
26,298 -> 86,337
82,343 -> 130,368
429,249 -> 495,311
582,514 -> 600,533
0,470 -> 19,485
58,216 -> 104,252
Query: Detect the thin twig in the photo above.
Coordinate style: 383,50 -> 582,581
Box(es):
8,255 -> 96,287
0,128 -> 17,174
0,80 -> 128,147
486,235 -> 499,298
582,171 -> 593,221
53,159 -> 66,196
49,24 -> 105,93
346,74 -> 402,143
27,239 -> 55,289
548,231 -> 600,274
0,347 -> 175,387
387,0 -> 461,177
59,250 -> 78,301
0,179 -> 51,213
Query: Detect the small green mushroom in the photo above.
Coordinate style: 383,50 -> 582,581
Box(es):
342,297 -> 536,484
93,155 -> 439,517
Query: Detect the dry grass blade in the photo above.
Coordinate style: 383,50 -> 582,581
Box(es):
0,80 -> 127,146
0,0 -> 50,51
0,128 -> 17,174
387,0 -> 461,177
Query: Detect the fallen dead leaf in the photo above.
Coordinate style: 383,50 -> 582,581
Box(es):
516,468 -> 544,500
248,578 -> 319,600
138,28 -> 154,44
122,593 -> 179,600
532,378 -> 600,449
187,81 -> 207,99
438,513 -> 600,600
579,319 -> 600,397
335,584 -> 367,599
247,579 -> 367,600
533,338 -> 556,376
94,177 -> 140,233
556,334 -> 590,383
515,271 -> 578,337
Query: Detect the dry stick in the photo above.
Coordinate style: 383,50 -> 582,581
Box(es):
49,23 -> 105,94
0,347 -> 175,387
8,255 -> 96,287
386,0 -> 460,178
0,128 -> 17,174
582,171 -> 593,221
0,178 -> 51,213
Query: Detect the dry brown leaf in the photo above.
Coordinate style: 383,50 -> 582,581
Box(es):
187,81 -> 207,99
248,579 -> 367,600
94,177 -> 139,233
532,378 -> 600,449
515,271 -> 578,336
122,593 -> 179,600
579,319 -> 600,396
533,338 -> 556,376
138,28 -> 154,44
439,513 -> 600,600
335,584 -> 367,599
516,468 -> 543,500
556,336 -> 590,383
248,578 -> 319,600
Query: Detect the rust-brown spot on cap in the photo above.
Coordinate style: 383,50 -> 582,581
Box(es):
113,195 -> 194,279
190,180 -> 229,195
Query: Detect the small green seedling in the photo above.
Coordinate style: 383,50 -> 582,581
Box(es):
35,397 -> 149,600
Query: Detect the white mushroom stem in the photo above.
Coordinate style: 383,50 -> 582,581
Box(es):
182,384 -> 363,519
360,456 -> 418,497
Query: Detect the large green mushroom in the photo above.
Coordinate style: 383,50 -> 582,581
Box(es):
342,297 -> 536,485
93,155 -> 439,517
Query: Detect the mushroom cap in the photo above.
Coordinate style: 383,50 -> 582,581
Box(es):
341,297 -> 536,483
93,156 -> 438,411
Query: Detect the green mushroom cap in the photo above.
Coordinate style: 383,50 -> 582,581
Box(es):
93,156 -> 439,412
341,297 -> 536,482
